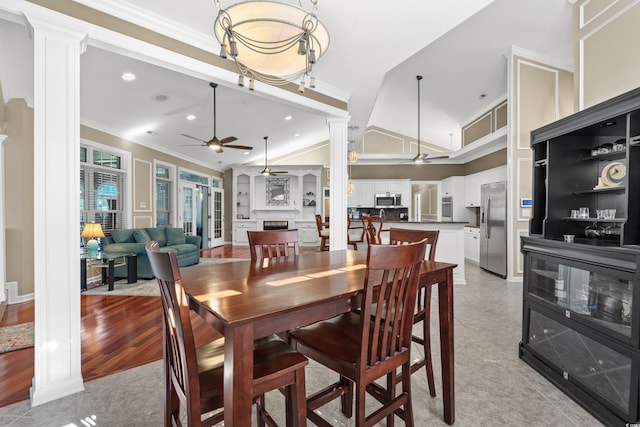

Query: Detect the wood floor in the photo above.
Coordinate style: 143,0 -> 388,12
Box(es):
0,244 -> 311,408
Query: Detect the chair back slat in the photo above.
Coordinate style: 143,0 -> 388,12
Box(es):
146,241 -> 202,426
247,229 -> 300,261
360,239 -> 427,368
389,228 -> 440,261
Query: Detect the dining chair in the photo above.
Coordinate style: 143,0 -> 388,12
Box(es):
248,229 -> 300,261
288,239 -> 428,427
315,214 -> 330,251
363,214 -> 389,245
389,228 -> 440,397
347,217 -> 364,250
145,241 -> 308,427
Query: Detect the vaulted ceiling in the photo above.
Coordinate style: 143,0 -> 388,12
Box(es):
0,0 -> 573,170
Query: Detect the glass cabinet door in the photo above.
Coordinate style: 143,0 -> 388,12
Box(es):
528,255 -> 633,338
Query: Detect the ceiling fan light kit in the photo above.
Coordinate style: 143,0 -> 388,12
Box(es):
180,82 -> 253,153
214,0 -> 329,91
261,136 -> 288,176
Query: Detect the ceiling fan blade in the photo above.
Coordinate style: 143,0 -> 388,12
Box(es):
179,144 -> 207,147
271,171 -> 288,174
224,144 -> 253,150
219,136 -> 238,144
181,134 -> 207,144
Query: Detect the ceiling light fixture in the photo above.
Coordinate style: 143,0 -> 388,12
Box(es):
186,114 -> 196,121
214,0 -> 329,93
121,72 -> 136,81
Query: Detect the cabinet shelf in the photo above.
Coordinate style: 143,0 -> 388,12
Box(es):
561,217 -> 625,223
571,186 -> 624,195
581,151 -> 626,161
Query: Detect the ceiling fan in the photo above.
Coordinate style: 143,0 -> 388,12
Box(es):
261,136 -> 288,176
411,75 -> 449,164
180,82 -> 252,153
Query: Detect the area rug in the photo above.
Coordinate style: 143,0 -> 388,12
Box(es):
83,258 -> 248,297
0,322 -> 34,353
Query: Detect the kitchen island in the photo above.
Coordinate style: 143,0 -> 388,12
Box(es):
382,221 -> 468,285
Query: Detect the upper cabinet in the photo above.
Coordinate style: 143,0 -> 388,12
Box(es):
348,179 -> 410,208
464,166 -> 507,207
530,87 -> 640,247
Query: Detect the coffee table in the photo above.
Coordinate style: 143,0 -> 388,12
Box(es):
81,252 -> 137,291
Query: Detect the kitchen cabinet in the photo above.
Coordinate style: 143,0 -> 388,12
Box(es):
522,87 -> 640,426
441,176 -> 472,222
232,221 -> 257,245
464,226 -> 480,263
297,220 -> 318,245
347,180 -> 375,207
464,166 -> 507,207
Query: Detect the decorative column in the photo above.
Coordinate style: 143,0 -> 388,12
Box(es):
327,117 -> 349,250
26,13 -> 87,406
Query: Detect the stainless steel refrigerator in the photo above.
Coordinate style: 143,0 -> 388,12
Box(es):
479,181 -> 507,278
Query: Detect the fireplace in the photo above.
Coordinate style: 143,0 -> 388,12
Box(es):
263,220 -> 288,231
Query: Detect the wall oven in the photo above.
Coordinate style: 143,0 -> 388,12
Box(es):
375,193 -> 402,208
441,196 -> 453,221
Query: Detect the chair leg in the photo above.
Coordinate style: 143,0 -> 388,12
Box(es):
423,287 -> 436,397
319,237 -> 329,251
401,363 -> 414,427
256,394 -> 266,427
339,375 -> 353,418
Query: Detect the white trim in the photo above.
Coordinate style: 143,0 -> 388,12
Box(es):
509,45 -> 573,73
153,159 -> 178,227
516,228 -> 529,275
6,281 -> 33,304
460,95 -> 508,129
516,59 -> 560,150
0,134 -> 7,305
580,0 -> 621,28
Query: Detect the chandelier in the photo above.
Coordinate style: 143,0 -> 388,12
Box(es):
214,0 -> 330,92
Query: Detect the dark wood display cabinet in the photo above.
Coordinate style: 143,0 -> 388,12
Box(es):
522,87 -> 640,426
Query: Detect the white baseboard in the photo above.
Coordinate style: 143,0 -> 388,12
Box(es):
6,281 -> 34,304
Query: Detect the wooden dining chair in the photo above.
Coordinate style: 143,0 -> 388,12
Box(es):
347,217 -> 364,250
248,229 -> 300,261
389,228 -> 440,397
288,239 -> 428,427
145,241 -> 308,427
315,214 -> 330,251
363,214 -> 389,245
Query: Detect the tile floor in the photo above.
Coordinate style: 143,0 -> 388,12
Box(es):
0,262 -> 603,426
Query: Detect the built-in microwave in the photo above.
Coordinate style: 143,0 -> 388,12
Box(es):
375,193 -> 402,208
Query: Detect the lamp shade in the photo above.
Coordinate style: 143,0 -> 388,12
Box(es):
81,223 -> 105,239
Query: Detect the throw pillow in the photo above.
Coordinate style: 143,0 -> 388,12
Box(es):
165,227 -> 187,246
146,227 -> 167,247
111,229 -> 135,243
133,229 -> 151,244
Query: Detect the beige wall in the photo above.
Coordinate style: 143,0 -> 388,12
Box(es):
4,99 -> 35,294
575,0 -> 640,109
508,55 -> 574,279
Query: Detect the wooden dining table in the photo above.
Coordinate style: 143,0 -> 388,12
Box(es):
181,249 -> 456,425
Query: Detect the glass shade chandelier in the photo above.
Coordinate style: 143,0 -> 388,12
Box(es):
214,0 -> 330,93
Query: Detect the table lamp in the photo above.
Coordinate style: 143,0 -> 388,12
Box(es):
81,223 -> 105,256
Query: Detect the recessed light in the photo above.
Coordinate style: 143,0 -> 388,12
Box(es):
285,115 -> 292,121
294,133 -> 300,137
186,114 -> 196,121
122,72 -> 136,82
146,130 -> 157,136
244,151 -> 250,155
153,94 -> 168,102
478,93 -> 487,100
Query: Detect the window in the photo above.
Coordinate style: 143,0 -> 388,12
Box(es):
80,145 -> 127,232
156,164 -> 173,227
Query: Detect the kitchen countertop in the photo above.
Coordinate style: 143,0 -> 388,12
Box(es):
384,220 -> 470,225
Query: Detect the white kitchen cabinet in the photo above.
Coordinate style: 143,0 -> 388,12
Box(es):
464,166 -> 507,207
441,176 -> 472,222
374,179 -> 411,208
297,220 -> 318,246
232,221 -> 257,245
347,180 -> 375,207
464,226 -> 480,263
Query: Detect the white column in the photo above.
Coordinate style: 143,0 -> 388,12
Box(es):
26,13 -> 87,406
327,117 -> 349,250
0,134 -> 7,306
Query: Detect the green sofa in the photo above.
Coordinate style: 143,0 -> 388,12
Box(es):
103,226 -> 201,279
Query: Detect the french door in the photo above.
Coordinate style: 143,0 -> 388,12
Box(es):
178,183 -> 197,237
210,187 -> 224,247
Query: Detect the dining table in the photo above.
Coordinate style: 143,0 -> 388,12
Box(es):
181,249 -> 456,426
